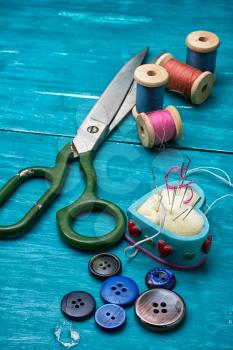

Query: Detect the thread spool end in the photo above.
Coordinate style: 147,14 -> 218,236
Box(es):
132,106 -> 139,119
191,71 -> 215,104
134,64 -> 169,88
136,113 -> 155,148
186,31 -> 220,53
155,53 -> 174,67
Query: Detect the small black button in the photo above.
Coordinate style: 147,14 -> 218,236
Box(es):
88,253 -> 122,280
61,291 -> 96,321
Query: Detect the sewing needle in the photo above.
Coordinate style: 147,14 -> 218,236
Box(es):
173,207 -> 189,221
183,196 -> 201,220
179,186 -> 188,208
170,187 -> 177,214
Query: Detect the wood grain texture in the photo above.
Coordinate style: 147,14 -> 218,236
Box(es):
0,0 -> 232,151
0,0 -> 232,349
0,131 -> 233,349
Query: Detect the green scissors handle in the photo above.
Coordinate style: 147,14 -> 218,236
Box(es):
0,48 -> 148,249
57,149 -> 126,251
0,144 -> 74,238
0,143 -> 126,249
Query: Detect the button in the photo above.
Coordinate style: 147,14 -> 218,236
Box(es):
95,304 -> 126,331
61,291 -> 96,321
145,267 -> 176,290
100,276 -> 139,307
88,253 -> 122,280
135,289 -> 186,331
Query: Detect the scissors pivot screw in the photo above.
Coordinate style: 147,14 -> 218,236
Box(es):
87,126 -> 99,134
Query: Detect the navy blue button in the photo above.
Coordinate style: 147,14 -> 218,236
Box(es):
145,267 -> 176,290
95,304 -> 126,331
61,291 -> 96,321
100,276 -> 139,307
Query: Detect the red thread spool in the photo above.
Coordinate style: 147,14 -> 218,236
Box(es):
136,106 -> 183,148
155,53 -> 215,104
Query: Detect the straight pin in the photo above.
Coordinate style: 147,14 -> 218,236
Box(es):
151,168 -> 163,214
179,186 -> 188,208
170,188 -> 177,214
160,209 -> 167,229
178,161 -> 184,194
156,193 -> 163,212
180,157 -> 191,188
173,208 -> 189,221
183,196 -> 201,220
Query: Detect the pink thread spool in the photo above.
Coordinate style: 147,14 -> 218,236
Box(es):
136,106 -> 183,148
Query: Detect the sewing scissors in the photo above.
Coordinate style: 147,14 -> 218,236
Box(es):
0,48 -> 148,250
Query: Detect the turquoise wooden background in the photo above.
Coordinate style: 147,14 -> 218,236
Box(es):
0,0 -> 232,349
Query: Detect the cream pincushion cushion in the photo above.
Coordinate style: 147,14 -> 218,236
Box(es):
137,187 -> 204,236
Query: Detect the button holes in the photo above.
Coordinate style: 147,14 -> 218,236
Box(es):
161,302 -> 166,307
111,316 -> 115,320
157,272 -> 167,280
75,305 -> 79,308
72,300 -> 76,304
103,267 -> 107,270
107,264 -> 111,268
80,302 -> 85,306
117,283 -> 123,287
153,309 -> 159,313
99,263 -> 103,267
155,273 -> 160,278
161,309 -> 167,313
104,261 -> 108,264
77,298 -> 82,302
111,286 -> 116,290
106,312 -> 110,316
115,291 -> 121,295
122,288 -> 127,292
152,302 -> 158,307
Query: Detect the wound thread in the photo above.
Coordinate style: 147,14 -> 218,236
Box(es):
163,58 -> 202,97
155,53 -> 215,105
136,106 -> 182,148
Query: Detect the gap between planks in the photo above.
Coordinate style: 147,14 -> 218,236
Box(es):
0,128 -> 232,156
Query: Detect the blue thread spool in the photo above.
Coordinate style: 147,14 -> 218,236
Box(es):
133,64 -> 168,118
186,31 -> 220,73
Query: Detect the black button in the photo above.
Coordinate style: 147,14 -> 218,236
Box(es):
61,291 -> 96,321
88,253 -> 122,280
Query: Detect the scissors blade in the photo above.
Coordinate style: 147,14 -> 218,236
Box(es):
88,47 -> 148,126
108,79 -> 136,134
108,53 -> 159,134
73,47 -> 148,154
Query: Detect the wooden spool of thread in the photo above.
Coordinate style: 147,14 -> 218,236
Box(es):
155,53 -> 215,105
186,30 -> 220,73
136,106 -> 183,148
133,64 -> 169,116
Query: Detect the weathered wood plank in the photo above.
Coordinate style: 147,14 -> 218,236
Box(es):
0,0 -> 232,152
0,130 -> 232,349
